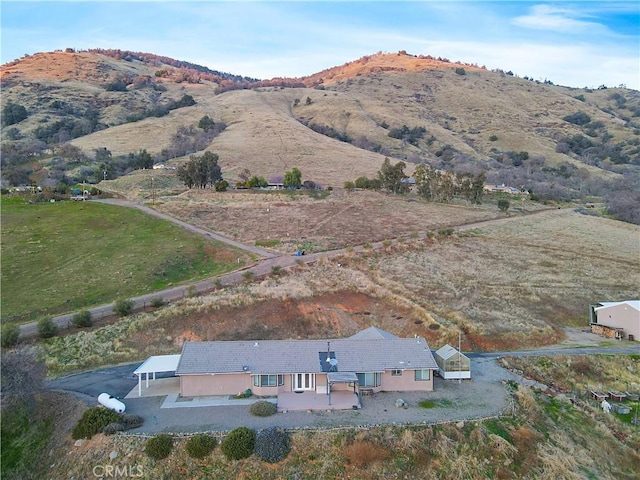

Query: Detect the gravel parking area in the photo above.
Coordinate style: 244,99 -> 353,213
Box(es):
123,357 -> 516,435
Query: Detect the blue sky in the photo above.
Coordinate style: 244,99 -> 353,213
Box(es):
2,1 -> 639,89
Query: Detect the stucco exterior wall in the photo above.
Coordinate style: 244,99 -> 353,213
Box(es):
180,370 -> 436,397
596,304 -> 640,341
180,373 -> 251,397
381,370 -> 434,391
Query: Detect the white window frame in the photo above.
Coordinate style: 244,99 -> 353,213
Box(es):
391,369 -> 403,376
414,369 -> 431,381
253,374 -> 284,387
357,372 -> 381,387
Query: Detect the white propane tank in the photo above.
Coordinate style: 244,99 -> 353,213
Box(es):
98,393 -> 126,413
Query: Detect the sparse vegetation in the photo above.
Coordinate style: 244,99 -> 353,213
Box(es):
254,427 -> 291,463
71,310 -> 93,328
270,265 -> 282,276
149,296 -> 166,308
242,270 -> 255,282
145,434 -> 173,460
249,400 -> 277,417
498,198 -> 510,212
185,434 -> 217,459
37,317 -> 57,338
71,407 -> 122,440
113,298 -> 134,317
1,323 -> 20,347
220,427 -> 256,460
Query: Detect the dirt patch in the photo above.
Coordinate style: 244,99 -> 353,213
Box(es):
126,292 -> 419,352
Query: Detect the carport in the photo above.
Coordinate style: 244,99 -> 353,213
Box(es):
327,371 -> 359,406
133,354 -> 181,396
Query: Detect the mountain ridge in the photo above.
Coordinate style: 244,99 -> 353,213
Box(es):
2,49 -> 639,222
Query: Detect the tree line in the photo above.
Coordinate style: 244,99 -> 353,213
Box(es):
346,158 -> 485,204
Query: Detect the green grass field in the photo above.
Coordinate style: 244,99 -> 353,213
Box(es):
1,199 -> 254,323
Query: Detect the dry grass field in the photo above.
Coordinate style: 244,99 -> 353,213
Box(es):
358,209 -> 639,350
41,207 -> 639,377
151,188 -> 511,253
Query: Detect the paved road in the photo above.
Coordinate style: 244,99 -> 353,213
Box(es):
17,203 -> 572,339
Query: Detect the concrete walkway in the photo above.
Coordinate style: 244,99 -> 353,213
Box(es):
160,393 -> 276,409
123,377 -> 276,409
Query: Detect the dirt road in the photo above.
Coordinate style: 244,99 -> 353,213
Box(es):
17,202 -> 573,340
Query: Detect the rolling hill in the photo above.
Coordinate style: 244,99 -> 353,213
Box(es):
1,49 -> 639,220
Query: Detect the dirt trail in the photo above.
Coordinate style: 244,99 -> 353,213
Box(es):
17,203 -> 571,340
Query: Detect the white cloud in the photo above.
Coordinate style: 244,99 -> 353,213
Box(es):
512,4 -> 608,34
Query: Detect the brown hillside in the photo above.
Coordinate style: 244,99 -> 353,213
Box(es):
300,51 -> 484,86
1,51 -> 148,84
2,49 -> 638,195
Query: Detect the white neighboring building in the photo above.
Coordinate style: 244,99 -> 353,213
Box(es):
590,301 -> 640,341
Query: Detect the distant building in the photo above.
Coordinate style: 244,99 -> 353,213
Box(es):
483,184 -> 525,195
590,301 -> 640,341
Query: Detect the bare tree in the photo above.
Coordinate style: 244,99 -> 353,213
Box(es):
1,346 -> 47,408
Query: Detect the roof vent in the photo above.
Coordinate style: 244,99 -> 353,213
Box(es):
254,342 -> 259,347
242,365 -> 249,371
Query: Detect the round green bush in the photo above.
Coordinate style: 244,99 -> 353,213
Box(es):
250,400 -> 277,417
185,434 -> 217,459
221,427 -> 256,460
114,298 -> 134,317
254,427 -> 291,463
37,317 -> 58,338
1,324 -> 20,347
71,310 -> 93,328
145,434 -> 173,460
149,296 -> 166,308
72,407 -> 122,440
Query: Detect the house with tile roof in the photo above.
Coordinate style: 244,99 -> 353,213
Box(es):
175,327 -> 438,411
590,301 -> 640,341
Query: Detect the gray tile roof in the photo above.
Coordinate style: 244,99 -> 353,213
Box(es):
176,330 -> 437,376
348,326 -> 399,339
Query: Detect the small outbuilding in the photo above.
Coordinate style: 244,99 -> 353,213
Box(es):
590,300 -> 640,341
434,344 -> 471,379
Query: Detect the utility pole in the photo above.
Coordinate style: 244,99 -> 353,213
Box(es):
458,331 -> 462,384
151,177 -> 155,205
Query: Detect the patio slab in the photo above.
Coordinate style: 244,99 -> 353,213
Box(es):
277,391 -> 360,412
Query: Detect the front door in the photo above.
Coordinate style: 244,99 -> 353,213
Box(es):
293,373 -> 315,391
